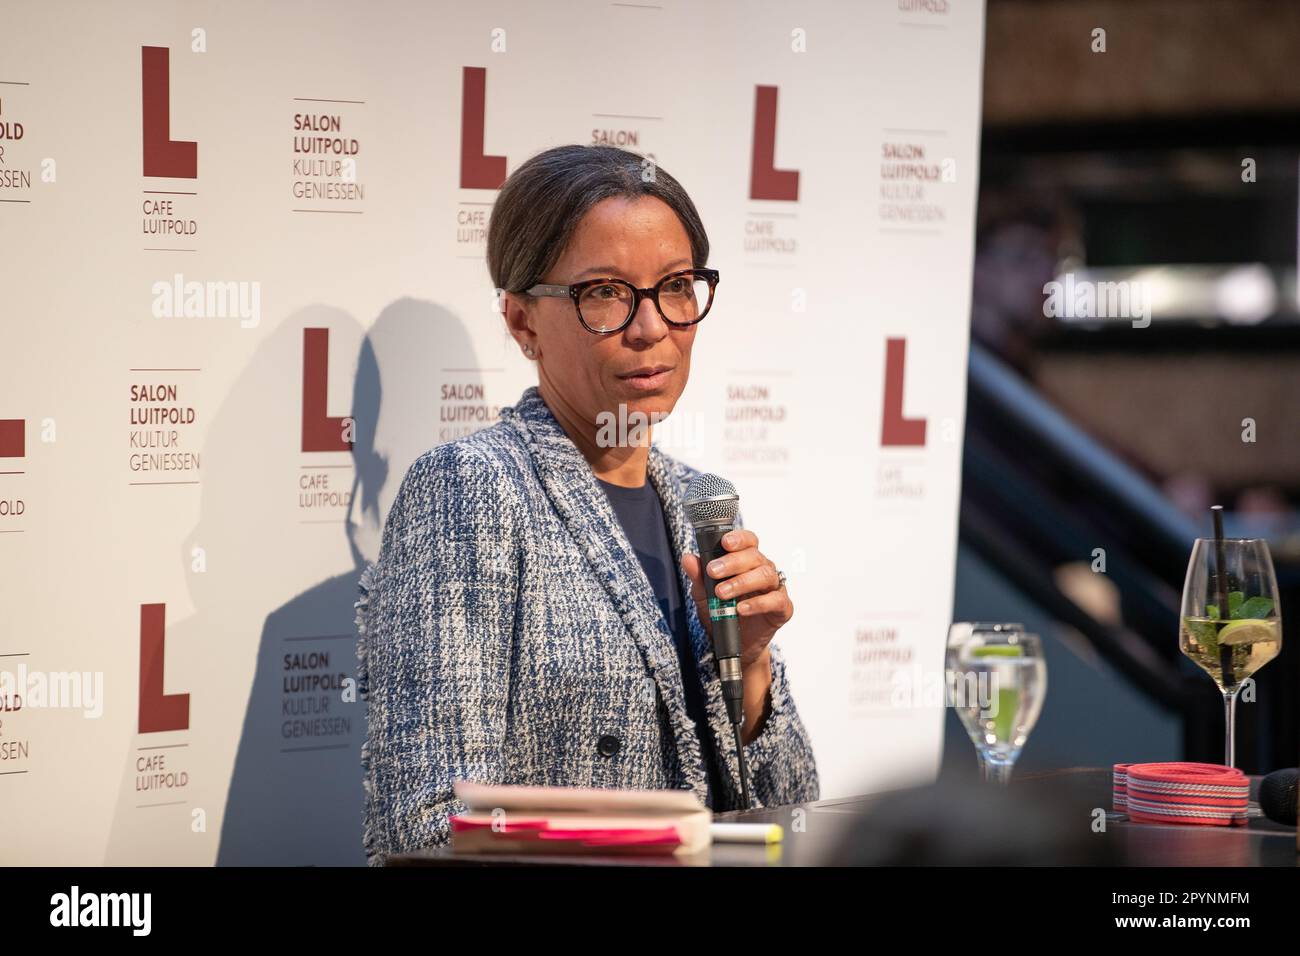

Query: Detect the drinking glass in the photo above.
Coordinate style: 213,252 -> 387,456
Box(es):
1179,537 -> 1282,767
946,623 -> 1047,785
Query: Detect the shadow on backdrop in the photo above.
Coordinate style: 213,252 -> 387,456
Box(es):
213,298 -> 479,865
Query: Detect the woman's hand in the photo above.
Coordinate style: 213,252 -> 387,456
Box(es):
682,529 -> 791,742
681,529 -> 792,671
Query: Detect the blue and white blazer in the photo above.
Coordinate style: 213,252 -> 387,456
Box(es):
355,385 -> 819,864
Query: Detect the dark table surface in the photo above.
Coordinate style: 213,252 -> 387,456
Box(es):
386,767 -> 1298,867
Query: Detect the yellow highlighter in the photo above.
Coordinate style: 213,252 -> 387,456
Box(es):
710,823 -> 784,844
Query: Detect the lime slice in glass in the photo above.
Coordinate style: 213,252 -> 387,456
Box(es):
970,645 -> 1023,657
992,688 -> 1019,742
968,645 -> 1022,742
1218,620 -> 1274,646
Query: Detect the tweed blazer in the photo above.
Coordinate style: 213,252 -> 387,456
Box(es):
355,385 -> 819,865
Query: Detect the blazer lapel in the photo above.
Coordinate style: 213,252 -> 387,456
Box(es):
647,446 -> 746,810
499,387 -> 712,801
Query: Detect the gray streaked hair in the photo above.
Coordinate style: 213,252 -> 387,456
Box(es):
486,144 -> 710,294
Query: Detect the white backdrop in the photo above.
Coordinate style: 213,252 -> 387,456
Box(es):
0,0 -> 985,864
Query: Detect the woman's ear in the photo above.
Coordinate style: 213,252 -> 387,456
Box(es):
500,290 -> 539,359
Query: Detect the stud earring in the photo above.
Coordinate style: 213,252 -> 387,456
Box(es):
522,344 -> 535,358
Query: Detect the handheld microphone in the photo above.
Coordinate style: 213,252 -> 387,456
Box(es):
1259,767 -> 1297,826
684,473 -> 752,809
684,473 -> 745,726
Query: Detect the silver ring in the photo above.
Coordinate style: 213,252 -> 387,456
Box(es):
776,568 -> 787,590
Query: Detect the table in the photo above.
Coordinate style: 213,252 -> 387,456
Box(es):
386,767 -> 1298,867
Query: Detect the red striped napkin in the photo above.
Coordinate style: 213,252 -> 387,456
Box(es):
1112,762 -> 1249,826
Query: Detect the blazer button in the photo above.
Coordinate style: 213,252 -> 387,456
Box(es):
597,734 -> 621,757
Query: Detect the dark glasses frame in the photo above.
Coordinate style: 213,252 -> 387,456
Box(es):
524,267 -> 720,335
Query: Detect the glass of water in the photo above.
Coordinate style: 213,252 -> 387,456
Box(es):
946,623 -> 1047,785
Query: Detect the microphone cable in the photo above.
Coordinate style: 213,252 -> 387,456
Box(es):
733,721 -> 752,810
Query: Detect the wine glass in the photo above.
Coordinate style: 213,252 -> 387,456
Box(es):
946,623 -> 1047,785
1179,538 -> 1282,768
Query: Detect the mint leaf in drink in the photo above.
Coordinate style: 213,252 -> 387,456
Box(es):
1207,592 -> 1246,621
1234,596 -> 1274,620
1185,618 -> 1219,649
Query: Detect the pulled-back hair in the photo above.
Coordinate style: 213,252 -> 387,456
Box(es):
486,144 -> 709,294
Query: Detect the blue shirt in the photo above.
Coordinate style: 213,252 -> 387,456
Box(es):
597,476 -> 726,810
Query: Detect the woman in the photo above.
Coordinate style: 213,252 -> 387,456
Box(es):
356,144 -> 818,864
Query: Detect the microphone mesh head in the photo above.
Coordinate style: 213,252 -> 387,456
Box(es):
1259,767 -> 1298,825
684,473 -> 739,526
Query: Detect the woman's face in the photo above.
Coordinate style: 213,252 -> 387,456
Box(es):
510,194 -> 699,431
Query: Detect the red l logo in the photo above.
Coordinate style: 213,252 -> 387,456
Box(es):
0,420 -> 23,458
460,66 -> 506,190
141,46 -> 197,179
750,85 -> 799,201
881,338 -> 927,447
301,328 -> 353,453
139,603 -> 189,734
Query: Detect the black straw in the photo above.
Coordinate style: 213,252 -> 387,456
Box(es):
1212,506 -> 1233,686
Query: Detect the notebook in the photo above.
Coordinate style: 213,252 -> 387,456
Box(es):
449,780 -> 712,856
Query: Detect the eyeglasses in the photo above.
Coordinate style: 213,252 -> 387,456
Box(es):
524,268 -> 720,334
